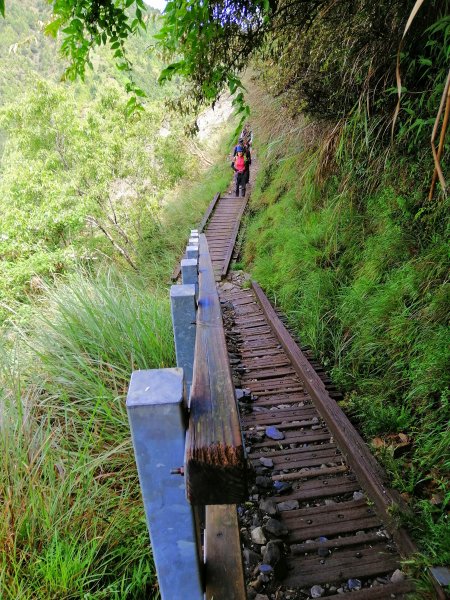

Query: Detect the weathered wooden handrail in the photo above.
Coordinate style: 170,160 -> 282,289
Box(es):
128,227 -> 246,599
185,233 -> 247,505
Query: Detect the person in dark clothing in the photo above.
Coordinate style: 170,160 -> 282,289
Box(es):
233,138 -> 245,156
232,146 -> 247,197
233,138 -> 251,185
243,140 -> 251,185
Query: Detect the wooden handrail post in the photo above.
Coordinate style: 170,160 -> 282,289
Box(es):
170,284 -> 197,395
126,368 -> 203,600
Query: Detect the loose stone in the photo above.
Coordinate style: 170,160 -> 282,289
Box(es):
310,585 -> 325,598
278,499 -> 299,512
263,518 -> 288,538
255,476 -> 273,489
353,491 -> 365,501
348,578 -> 362,591
243,547 -> 262,567
265,426 -> 285,440
259,498 -> 279,516
259,457 -> 274,468
273,480 -> 293,494
262,540 -> 282,565
390,569 -> 405,584
258,564 -> 273,574
251,527 -> 267,545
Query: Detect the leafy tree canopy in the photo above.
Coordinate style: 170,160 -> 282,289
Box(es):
1,0 -> 448,132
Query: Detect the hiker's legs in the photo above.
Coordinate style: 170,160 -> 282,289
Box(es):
236,172 -> 245,196
235,173 -> 239,196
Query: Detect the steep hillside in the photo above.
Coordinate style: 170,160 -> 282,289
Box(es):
242,79 -> 449,583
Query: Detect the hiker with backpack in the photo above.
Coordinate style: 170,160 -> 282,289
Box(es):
233,137 -> 251,186
231,146 -> 247,197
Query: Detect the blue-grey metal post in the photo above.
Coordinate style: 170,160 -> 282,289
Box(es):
170,284 -> 196,394
126,368 -> 203,600
186,244 -> 199,260
181,258 -> 198,286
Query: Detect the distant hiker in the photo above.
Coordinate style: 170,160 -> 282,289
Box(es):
232,146 -> 247,197
243,140 -> 252,185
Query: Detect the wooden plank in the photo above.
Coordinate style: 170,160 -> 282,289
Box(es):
251,281 -> 417,557
324,581 -> 416,599
282,499 -> 374,525
285,547 -> 400,587
185,234 -> 247,504
273,465 -> 348,481
205,505 -> 246,600
291,530 -> 388,554
249,431 -> 331,449
274,475 -> 361,502
287,515 -> 382,542
198,192 -> 220,232
221,197 -> 249,277
250,442 -> 337,459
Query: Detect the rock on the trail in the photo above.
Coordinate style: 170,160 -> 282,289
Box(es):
273,480 -> 293,494
258,564 -> 273,574
255,476 -> 273,489
390,569 -> 405,583
259,457 -> 274,468
310,585 -> 325,598
348,578 -> 362,591
254,594 -> 270,600
353,491 -> 365,501
265,426 -> 285,440
262,541 -> 281,565
251,526 -> 267,545
243,547 -> 261,567
278,499 -> 299,511
259,497 -> 279,516
263,518 -> 288,538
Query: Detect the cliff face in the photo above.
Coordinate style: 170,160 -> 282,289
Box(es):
243,78 -> 449,566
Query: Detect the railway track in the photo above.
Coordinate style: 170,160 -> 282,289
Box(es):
217,277 -> 417,599
171,161 -> 423,597
186,184 -> 422,600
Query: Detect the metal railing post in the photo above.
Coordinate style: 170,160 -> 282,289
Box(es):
186,244 -> 199,260
126,368 -> 203,600
181,258 -> 198,286
170,284 -> 196,395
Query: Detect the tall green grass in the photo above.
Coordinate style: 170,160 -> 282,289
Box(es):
0,120 -> 238,598
0,269 -> 173,598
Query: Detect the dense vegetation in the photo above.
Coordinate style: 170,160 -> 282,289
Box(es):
0,2 -> 234,597
0,0 -> 448,597
241,65 -> 449,594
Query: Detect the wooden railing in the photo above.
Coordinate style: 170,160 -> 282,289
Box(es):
126,221 -> 247,600
186,234 -> 247,504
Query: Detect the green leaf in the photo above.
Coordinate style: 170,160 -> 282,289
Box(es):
0,0 -> 4,18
